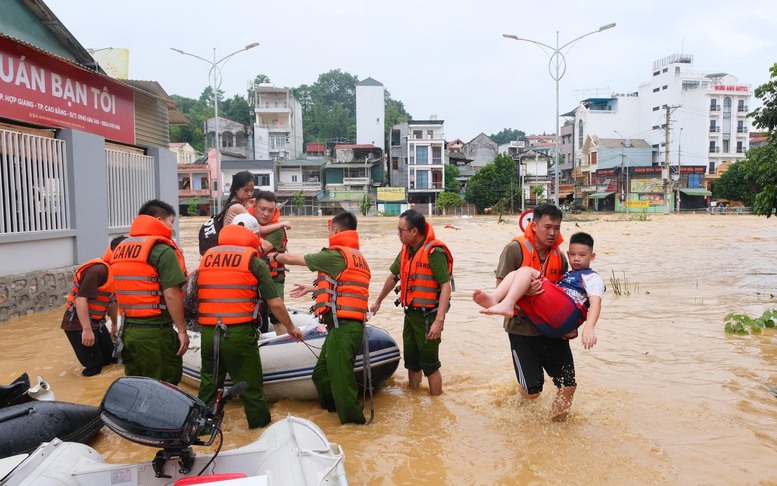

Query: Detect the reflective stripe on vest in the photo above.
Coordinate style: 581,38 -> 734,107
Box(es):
197,245 -> 262,325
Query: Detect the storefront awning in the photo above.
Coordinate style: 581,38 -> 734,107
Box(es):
588,191 -> 616,199
680,188 -> 712,196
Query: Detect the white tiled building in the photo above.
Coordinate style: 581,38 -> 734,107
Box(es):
562,54 -> 753,212
567,54 -> 752,175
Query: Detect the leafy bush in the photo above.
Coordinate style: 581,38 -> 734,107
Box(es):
724,309 -> 777,334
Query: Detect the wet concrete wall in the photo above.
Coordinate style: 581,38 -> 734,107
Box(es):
0,266 -> 76,322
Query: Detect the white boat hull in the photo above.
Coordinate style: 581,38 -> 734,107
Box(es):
0,416 -> 347,486
182,311 -> 400,401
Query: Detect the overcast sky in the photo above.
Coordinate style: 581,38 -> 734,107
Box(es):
44,0 -> 776,142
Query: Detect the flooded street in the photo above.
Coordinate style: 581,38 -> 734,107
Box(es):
2,213 -> 776,484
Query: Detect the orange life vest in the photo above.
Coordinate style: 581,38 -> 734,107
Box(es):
258,208 -> 287,278
510,222 -> 564,315
65,259 -> 115,323
399,222 -> 453,311
111,215 -> 187,318
197,225 -> 263,326
312,230 -> 371,326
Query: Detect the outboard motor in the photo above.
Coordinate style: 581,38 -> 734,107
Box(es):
100,376 -> 245,478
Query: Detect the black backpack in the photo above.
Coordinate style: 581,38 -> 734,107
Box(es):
198,201 -> 241,256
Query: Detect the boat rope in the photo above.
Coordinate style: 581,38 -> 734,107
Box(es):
362,323 -> 375,426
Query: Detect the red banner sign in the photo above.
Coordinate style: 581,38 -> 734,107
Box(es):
0,38 -> 135,144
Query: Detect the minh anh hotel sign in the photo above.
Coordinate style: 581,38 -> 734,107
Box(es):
0,36 -> 135,144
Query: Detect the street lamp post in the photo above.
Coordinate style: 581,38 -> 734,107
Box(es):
503,23 -> 615,207
170,43 -> 259,213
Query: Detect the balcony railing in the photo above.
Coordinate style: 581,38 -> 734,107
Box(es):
736,148 -> 744,153
710,105 -> 720,112
709,147 -> 720,153
409,182 -> 443,191
278,180 -> 321,188
709,127 -> 720,133
343,177 -> 369,185
737,106 -> 748,112
737,127 -> 748,134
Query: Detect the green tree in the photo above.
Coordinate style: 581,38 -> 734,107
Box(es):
436,191 -> 462,214
464,153 -> 519,213
444,164 -> 461,193
531,184 -> 546,202
385,92 -> 411,141
359,193 -> 374,216
745,62 -> 777,217
750,63 -> 777,139
253,74 -> 271,85
292,191 -> 305,216
713,160 -> 758,206
169,93 -> 210,152
489,128 -> 528,145
742,144 -> 777,215
220,94 -> 251,125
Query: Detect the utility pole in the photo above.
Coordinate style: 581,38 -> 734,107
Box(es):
510,180 -> 515,214
662,105 -> 679,215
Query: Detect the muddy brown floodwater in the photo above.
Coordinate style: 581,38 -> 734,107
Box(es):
1,213 -> 776,485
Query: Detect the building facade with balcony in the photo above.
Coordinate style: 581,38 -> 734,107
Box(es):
389,119 -> 447,210
561,54 -> 751,211
636,54 -> 752,177
319,144 -> 384,215
205,116 -> 252,159
252,84 -> 303,161
169,142 -> 200,165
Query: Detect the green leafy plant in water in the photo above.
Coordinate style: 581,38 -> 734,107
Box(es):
724,309 -> 777,334
186,196 -> 201,216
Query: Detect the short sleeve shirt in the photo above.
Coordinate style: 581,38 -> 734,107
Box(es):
61,263 -> 109,331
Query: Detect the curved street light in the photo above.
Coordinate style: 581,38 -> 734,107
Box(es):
170,43 -> 259,213
503,23 -> 615,207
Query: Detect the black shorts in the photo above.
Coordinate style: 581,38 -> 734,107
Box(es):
508,333 -> 576,395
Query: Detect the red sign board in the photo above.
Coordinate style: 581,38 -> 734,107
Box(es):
0,38 -> 135,144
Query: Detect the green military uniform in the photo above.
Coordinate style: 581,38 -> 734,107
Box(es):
264,228 -> 286,324
198,257 -> 280,429
391,246 -> 450,376
122,244 -> 187,384
304,249 -> 366,425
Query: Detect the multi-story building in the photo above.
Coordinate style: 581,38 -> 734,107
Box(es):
204,116 -> 252,159
356,78 -> 385,147
252,84 -> 303,161
169,142 -> 200,165
462,133 -> 498,169
389,118 -> 446,210
637,54 -> 752,175
320,144 -> 383,215
563,54 -> 752,212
